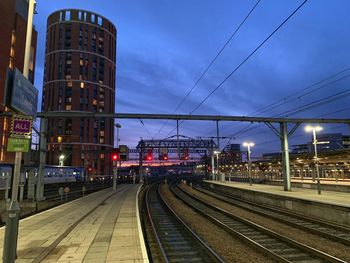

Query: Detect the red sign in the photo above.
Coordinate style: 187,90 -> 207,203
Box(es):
10,115 -> 33,138
13,119 -> 31,133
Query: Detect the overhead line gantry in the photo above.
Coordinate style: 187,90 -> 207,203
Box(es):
30,111 -> 350,193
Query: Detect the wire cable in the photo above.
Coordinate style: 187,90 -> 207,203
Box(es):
164,0 -> 310,139
153,0 -> 262,138
189,0 -> 310,115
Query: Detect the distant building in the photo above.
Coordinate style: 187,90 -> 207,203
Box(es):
262,152 -> 282,161
220,144 -> 242,164
42,9 -> 116,175
291,144 -> 309,154
0,0 -> 37,163
291,133 -> 350,154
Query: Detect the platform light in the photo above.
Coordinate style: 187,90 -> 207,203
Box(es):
305,124 -> 323,195
304,125 -> 323,133
243,141 -> 254,186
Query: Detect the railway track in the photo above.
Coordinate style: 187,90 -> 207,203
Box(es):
170,182 -> 346,263
144,183 -> 224,263
195,184 -> 350,246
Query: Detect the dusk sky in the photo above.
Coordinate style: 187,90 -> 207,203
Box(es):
34,0 -> 350,157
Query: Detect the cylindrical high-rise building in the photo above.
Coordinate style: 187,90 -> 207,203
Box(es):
42,9 -> 116,176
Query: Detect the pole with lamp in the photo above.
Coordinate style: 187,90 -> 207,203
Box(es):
113,123 -> 122,190
243,142 -> 254,186
213,150 -> 221,181
305,125 -> 322,195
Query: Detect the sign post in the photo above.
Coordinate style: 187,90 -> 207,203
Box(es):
3,1 -> 37,262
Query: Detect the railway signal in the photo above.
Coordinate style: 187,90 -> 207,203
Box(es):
111,148 -> 120,161
145,149 -> 153,161
180,148 -> 189,160
159,148 -> 168,160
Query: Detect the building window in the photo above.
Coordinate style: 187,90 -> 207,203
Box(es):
65,104 -> 72,110
65,10 -> 71,21
91,14 -> 95,23
67,81 -> 73,87
57,136 -> 62,143
97,16 -> 103,26
80,82 -> 85,88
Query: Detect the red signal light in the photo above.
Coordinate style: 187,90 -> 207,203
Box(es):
145,149 -> 153,161
112,148 -> 120,161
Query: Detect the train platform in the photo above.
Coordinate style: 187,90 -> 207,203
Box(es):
202,180 -> 350,226
0,185 -> 149,263
267,178 -> 350,192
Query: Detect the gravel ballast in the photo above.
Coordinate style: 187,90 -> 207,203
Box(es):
160,183 -> 274,263
179,183 -> 350,262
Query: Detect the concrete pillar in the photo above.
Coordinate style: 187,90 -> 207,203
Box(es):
280,122 -> 291,191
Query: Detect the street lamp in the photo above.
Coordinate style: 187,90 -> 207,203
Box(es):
243,142 -> 254,186
59,154 -> 65,166
115,123 -> 122,148
214,150 -> 221,181
305,125 -> 323,195
113,123 -> 122,190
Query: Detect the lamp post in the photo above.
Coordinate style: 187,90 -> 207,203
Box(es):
113,123 -> 122,190
214,150 -> 221,181
115,123 -> 122,148
243,142 -> 254,186
305,125 -> 323,195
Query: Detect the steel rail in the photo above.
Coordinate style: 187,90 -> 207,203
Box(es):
196,185 -> 350,246
158,183 -> 225,263
144,183 -> 224,263
170,182 -> 346,263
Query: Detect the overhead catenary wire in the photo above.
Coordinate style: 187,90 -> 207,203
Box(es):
164,0 -> 310,139
153,0 -> 262,138
189,0 -> 310,115
218,70 -> 350,133
219,74 -> 350,139
228,104 -> 350,146
139,119 -> 153,138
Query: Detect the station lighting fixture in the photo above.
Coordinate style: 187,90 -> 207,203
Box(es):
213,150 -> 221,179
304,124 -> 323,195
243,141 -> 254,186
304,125 -> 323,133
